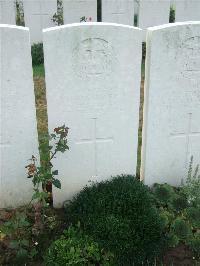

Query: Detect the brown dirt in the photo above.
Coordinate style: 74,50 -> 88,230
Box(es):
162,244 -> 198,266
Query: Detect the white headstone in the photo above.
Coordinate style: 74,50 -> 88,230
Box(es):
0,0 -> 16,24
23,0 -> 57,44
43,23 -> 142,207
175,0 -> 200,22
138,0 -> 171,41
0,25 -> 39,208
102,0 -> 134,25
141,22 -> 200,186
63,0 -> 97,24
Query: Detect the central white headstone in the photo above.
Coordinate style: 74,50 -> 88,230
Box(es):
43,23 -> 142,207
63,0 -> 97,24
0,25 -> 39,208
23,0 -> 57,44
141,22 -> 200,186
102,0 -> 134,25
0,0 -> 16,24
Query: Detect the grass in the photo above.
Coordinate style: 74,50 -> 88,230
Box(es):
33,64 -> 45,78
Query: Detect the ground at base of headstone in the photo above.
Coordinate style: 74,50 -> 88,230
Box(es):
0,207 -> 68,266
0,208 -> 197,266
162,244 -> 196,266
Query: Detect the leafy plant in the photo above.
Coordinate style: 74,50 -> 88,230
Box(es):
25,125 -> 69,234
188,232 -> 200,258
52,0 -> 64,26
171,217 -> 192,241
152,173 -> 200,260
26,125 -> 69,205
186,207 -> 200,229
0,210 -> 37,264
44,224 -> 114,265
16,0 -> 25,26
182,156 -> 200,208
31,43 -> 44,66
66,176 -> 165,265
169,5 -> 175,23
152,183 -> 176,207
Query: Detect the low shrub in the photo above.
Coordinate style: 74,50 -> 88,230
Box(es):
44,224 -> 114,265
66,175 -> 165,265
31,43 -> 44,66
152,172 -> 200,261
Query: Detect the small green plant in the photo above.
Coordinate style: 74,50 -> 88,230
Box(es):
153,183 -> 176,206
182,156 -> 200,208
44,224 -> 114,265
66,176 -> 165,265
16,0 -> 25,26
169,5 -> 175,23
152,170 -> 200,261
171,217 -> 192,241
52,0 -> 64,26
26,125 -> 69,205
31,43 -> 44,66
25,125 -> 69,234
1,126 -> 69,264
0,210 -> 37,264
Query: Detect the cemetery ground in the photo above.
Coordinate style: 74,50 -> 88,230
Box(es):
0,61 -> 199,265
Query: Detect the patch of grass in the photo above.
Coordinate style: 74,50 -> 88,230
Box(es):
33,64 -> 45,78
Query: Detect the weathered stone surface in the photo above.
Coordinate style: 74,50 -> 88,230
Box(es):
175,0 -> 200,22
141,22 -> 200,186
138,0 -> 171,41
0,0 -> 16,25
102,0 -> 134,25
63,0 -> 97,24
23,0 -> 57,44
43,23 -> 142,207
0,25 -> 39,208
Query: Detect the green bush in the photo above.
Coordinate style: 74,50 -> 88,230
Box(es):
171,217 -> 192,241
169,6 -> 175,23
44,225 -> 114,266
152,181 -> 200,260
186,207 -> 200,229
182,157 -> 200,208
31,43 -> 44,66
66,176 -> 165,265
188,232 -> 200,258
152,183 -> 176,206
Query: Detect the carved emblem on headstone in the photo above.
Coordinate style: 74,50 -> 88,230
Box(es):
72,38 -> 114,78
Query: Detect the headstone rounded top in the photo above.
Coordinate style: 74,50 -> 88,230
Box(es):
147,21 -> 200,32
0,24 -> 29,31
43,22 -> 142,33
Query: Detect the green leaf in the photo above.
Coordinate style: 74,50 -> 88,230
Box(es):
21,239 -> 29,247
52,179 -> 61,189
16,248 -> 28,258
52,170 -> 58,175
29,247 -> 38,258
50,133 -> 56,139
9,240 -> 19,249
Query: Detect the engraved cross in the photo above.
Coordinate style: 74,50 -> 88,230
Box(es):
171,113 -> 200,167
76,118 -> 113,178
